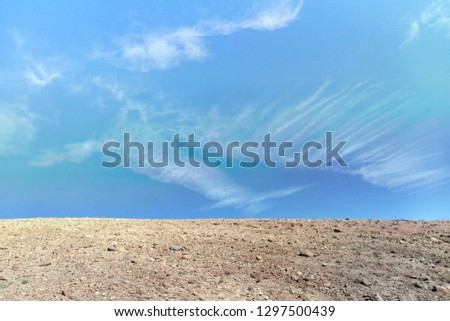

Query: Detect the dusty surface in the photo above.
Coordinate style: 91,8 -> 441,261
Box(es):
0,218 -> 449,301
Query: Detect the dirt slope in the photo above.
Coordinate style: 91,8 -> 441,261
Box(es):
1,218 -> 449,300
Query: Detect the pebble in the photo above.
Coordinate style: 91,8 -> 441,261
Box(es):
61,289 -> 72,299
359,278 -> 373,286
291,274 -> 300,282
0,275 -> 7,281
432,285 -> 450,294
375,293 -> 384,301
250,272 -> 268,283
303,275 -> 314,282
107,247 -> 116,252
169,245 -> 184,252
298,250 -> 314,258
413,281 -> 428,290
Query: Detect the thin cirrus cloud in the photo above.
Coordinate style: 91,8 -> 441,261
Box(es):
4,31 -> 63,87
96,0 -> 304,71
0,104 -> 37,156
24,62 -> 61,87
403,0 -> 450,45
30,140 -> 100,167
30,79 -> 450,212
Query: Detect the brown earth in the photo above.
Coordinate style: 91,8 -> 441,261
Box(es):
0,218 -> 449,301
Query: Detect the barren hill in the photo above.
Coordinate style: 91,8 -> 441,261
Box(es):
1,218 -> 449,300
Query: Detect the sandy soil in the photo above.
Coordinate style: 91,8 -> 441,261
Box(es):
0,218 -> 449,301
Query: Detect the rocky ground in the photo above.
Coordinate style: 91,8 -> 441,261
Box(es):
0,218 -> 449,301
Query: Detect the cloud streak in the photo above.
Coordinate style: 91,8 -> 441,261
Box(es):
0,104 -> 37,156
403,1 -> 450,45
30,140 -> 100,167
31,78 -> 450,213
25,62 -> 62,87
97,0 -> 303,71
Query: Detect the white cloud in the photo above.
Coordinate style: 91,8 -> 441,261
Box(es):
403,1 -> 450,45
118,28 -> 207,71
92,77 -> 127,101
134,161 -> 306,214
25,62 -> 61,87
30,140 -> 100,167
0,104 -> 37,155
403,20 -> 420,45
212,0 -> 303,33
421,1 -> 450,36
99,0 -> 303,71
31,77 -> 450,212
201,185 -> 309,214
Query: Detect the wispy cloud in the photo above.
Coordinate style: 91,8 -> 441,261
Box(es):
5,31 -> 64,88
0,104 -> 37,156
25,62 -> 61,87
92,77 -> 127,102
403,20 -> 420,45
402,1 -> 450,46
211,0 -> 303,33
421,1 -> 450,36
31,78 -> 450,212
30,140 -> 100,167
96,0 -> 303,71
201,185 -> 309,214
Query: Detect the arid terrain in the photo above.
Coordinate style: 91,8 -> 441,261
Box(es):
0,218 -> 449,301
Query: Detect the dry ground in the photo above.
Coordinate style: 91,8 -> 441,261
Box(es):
1,218 -> 449,301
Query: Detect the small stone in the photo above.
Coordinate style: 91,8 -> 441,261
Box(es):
0,275 -> 7,281
298,250 -> 314,258
169,245 -> 184,252
61,289 -> 72,298
413,281 -> 428,289
333,228 -> 343,233
432,285 -> 450,294
291,274 -> 300,282
375,293 -> 384,301
250,272 -> 262,282
303,275 -> 314,282
359,278 -> 373,286
256,256 -> 262,261
107,247 -> 116,252
250,272 -> 268,283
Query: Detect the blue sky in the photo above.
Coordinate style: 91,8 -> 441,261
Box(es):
1,0 -> 449,219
